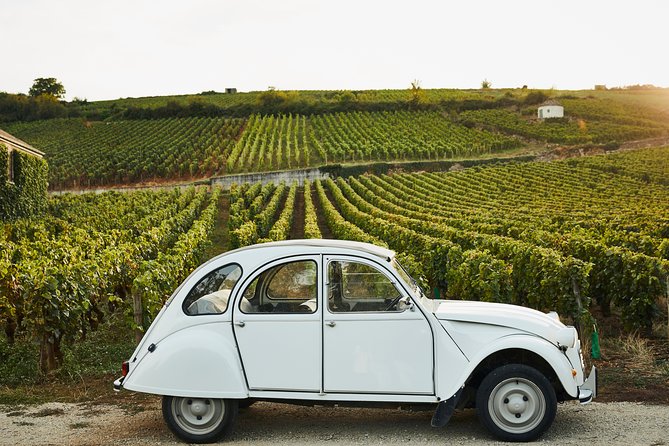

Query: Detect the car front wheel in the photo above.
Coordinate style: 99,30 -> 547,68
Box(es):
162,396 -> 238,443
476,364 -> 557,442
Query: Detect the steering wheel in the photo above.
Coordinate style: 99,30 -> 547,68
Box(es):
384,295 -> 403,311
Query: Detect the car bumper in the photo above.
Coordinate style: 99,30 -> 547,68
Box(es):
578,366 -> 597,404
113,376 -> 124,392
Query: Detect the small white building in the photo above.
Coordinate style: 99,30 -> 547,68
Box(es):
537,99 -> 564,119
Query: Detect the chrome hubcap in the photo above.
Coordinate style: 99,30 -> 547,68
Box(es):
488,378 -> 545,434
172,397 -> 225,435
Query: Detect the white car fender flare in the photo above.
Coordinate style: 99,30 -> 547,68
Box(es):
437,334 -> 578,401
123,322 -> 248,399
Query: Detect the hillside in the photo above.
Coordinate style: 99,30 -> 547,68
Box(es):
3,88 -> 669,190
2,146 -> 668,380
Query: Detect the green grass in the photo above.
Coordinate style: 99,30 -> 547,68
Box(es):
0,315 -> 135,388
0,316 -> 138,405
0,339 -> 40,386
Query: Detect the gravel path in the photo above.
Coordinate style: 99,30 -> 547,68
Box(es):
1,400 -> 668,445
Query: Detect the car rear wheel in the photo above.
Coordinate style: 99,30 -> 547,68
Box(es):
476,364 -> 557,442
162,396 -> 238,443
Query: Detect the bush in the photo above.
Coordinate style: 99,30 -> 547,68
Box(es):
57,329 -> 135,380
523,90 -> 549,105
0,314 -> 136,385
603,141 -> 621,151
0,336 -> 40,385
0,147 -> 49,221
541,116 -> 570,124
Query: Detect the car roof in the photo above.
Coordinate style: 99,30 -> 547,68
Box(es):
223,239 -> 395,261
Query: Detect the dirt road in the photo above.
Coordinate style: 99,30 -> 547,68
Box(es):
1,400 -> 668,445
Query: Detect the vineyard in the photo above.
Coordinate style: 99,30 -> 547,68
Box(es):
87,88 -> 499,112
226,111 -> 520,172
225,146 -> 669,331
1,144 -> 669,377
567,145 -> 669,186
3,88 -> 668,190
0,187 -> 221,372
84,87 -> 669,115
309,111 -> 520,163
460,104 -> 669,145
4,117 -> 244,189
4,111 -> 522,187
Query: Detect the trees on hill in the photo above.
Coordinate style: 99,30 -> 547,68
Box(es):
0,78 -> 68,122
29,78 -> 66,99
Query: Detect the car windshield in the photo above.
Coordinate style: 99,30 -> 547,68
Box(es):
391,258 -> 427,299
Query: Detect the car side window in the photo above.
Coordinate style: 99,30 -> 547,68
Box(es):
328,260 -> 403,312
241,260 -> 317,314
183,264 -> 242,315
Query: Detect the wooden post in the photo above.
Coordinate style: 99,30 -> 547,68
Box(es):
133,291 -> 144,345
40,334 -> 58,373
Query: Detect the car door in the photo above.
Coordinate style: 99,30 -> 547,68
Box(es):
322,256 -> 434,395
233,255 -> 321,392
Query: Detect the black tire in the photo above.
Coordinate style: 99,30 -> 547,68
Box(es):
476,364 -> 557,442
238,398 -> 256,410
162,396 -> 238,443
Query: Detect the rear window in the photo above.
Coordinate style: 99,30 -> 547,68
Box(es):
183,264 -> 242,315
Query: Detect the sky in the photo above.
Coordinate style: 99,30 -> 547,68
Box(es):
1,0 -> 668,101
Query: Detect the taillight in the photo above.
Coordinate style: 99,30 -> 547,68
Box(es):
122,361 -> 130,377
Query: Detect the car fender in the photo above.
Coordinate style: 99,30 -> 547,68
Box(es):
122,322 -> 247,399
436,332 -> 578,400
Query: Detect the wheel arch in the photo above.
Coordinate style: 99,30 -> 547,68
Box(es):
123,322 -> 248,399
437,334 -> 579,405
465,348 -> 571,404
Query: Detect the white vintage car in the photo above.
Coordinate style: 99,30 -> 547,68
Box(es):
114,239 -> 596,443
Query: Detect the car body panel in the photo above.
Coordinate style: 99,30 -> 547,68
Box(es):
323,315 -> 434,394
118,239 -> 591,408
122,322 -> 247,399
322,254 -> 435,395
234,314 -> 322,392
233,254 -> 323,392
433,300 -> 577,349
439,320 -> 580,398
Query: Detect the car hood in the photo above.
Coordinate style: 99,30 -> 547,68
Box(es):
433,300 -> 577,347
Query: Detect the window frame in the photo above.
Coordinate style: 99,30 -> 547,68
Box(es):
265,261 -> 318,302
181,262 -> 243,316
324,255 -> 408,314
7,148 -> 15,184
238,256 -> 319,315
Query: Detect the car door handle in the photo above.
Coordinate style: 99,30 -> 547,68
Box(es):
326,321 -> 336,327
234,321 -> 245,327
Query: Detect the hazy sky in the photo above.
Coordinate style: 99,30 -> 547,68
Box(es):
1,0 -> 667,101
